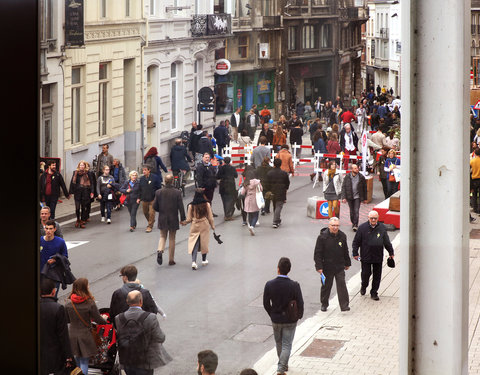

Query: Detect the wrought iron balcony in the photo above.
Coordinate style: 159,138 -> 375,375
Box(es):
379,28 -> 389,39
191,14 -> 232,37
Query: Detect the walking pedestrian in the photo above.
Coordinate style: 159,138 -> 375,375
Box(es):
255,156 -> 273,215
373,147 -> 389,199
258,122 -> 274,146
322,161 -> 343,219
153,174 -> 186,266
40,278 -> 74,375
314,217 -> 351,312
97,165 -> 116,224
251,136 -> 271,168
110,158 -> 127,210
109,265 -> 160,325
275,144 -> 294,176
64,278 -> 108,375
384,149 -> 401,197
183,190 -> 216,270
213,120 -> 230,156
263,257 -> 304,375
40,159 -> 70,219
195,153 -> 218,213
116,290 -> 172,375
197,350 -> 218,375
40,220 -> 68,272
339,123 -> 359,167
265,158 -> 290,229
216,156 -> 238,221
230,107 -> 242,142
139,165 -> 161,232
341,163 -> 367,231
69,160 -> 95,228
273,125 -> 286,153
352,211 -> 395,300
239,168 -> 262,236
471,148 -> 480,213
40,206 -> 63,239
95,144 -> 114,178
144,147 -> 168,187
120,170 -> 141,232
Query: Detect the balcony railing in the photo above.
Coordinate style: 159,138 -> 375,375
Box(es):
263,15 -> 281,28
191,14 -> 232,37
379,28 -> 389,39
375,57 -> 389,68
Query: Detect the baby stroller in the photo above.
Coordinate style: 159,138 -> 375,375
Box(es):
89,308 -> 120,375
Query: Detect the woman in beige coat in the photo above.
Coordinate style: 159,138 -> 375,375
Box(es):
64,278 -> 108,375
184,190 -> 215,270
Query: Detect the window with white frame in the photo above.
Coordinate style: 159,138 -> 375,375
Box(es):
288,26 -> 297,51
150,0 -> 156,16
171,63 -> 182,131
302,25 -> 315,49
98,63 -> 109,136
193,59 -> 203,123
100,0 -> 106,18
126,0 -> 130,17
43,0 -> 54,40
71,67 -> 82,144
320,24 -> 331,48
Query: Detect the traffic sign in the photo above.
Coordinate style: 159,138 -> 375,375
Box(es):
198,87 -> 214,104
474,100 -> 480,110
198,103 -> 214,112
319,202 -> 329,218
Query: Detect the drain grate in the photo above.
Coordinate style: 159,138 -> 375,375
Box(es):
300,338 -> 347,358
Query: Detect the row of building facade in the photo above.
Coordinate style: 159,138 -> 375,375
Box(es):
41,0 -> 400,180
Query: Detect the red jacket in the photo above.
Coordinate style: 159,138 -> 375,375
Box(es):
340,110 -> 356,124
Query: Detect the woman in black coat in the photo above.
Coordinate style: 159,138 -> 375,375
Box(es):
69,160 -> 95,228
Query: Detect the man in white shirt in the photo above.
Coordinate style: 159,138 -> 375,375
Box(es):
230,107 -> 242,142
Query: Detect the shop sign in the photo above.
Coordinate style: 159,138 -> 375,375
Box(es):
259,43 -> 269,59
215,59 -> 231,75
65,0 -> 84,47
257,79 -> 272,93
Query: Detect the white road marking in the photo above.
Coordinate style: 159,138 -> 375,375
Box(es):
65,241 -> 89,250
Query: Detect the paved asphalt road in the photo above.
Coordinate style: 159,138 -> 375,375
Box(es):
57,169 -> 390,375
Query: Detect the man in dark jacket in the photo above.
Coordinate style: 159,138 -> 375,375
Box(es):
352,210 -> 395,300
170,138 -> 192,173
190,124 -> 204,160
216,157 -> 238,220
265,158 -> 290,228
314,217 -> 351,312
195,153 -> 218,212
341,163 -> 367,231
40,278 -> 73,375
197,131 -> 214,162
263,257 -> 304,375
153,174 -> 186,266
109,264 -> 160,326
213,121 -> 230,156
138,165 -> 161,232
39,160 -> 70,219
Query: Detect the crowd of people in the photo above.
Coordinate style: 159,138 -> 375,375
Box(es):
39,90 -> 402,375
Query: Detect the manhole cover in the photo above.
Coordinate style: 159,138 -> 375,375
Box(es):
300,338 -> 346,358
232,324 -> 272,343
471,229 -> 480,239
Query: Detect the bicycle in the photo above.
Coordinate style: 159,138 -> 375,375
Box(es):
173,169 -> 187,197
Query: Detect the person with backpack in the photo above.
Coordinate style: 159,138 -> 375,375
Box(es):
144,147 -> 168,186
313,217 -> 351,313
263,257 -> 303,375
116,290 -> 172,375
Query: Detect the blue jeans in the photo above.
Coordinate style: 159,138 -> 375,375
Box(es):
75,356 -> 89,375
127,201 -> 139,227
100,199 -> 112,219
248,211 -> 259,228
272,322 -> 297,374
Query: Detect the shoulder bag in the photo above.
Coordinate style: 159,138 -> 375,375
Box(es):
255,185 -> 265,209
71,302 -> 102,347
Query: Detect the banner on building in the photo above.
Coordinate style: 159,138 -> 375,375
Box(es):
65,0 -> 84,47
257,79 -> 272,94
207,14 -> 232,35
191,15 -> 207,37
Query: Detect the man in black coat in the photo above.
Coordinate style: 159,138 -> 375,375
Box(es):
195,153 -> 218,212
109,264 -> 160,327
153,174 -> 186,266
341,163 -> 367,231
40,278 -> 73,375
138,165 -> 161,232
314,217 -> 351,312
196,131 -> 214,161
265,158 -> 290,228
213,121 -> 230,156
170,138 -> 192,173
352,210 -> 395,300
39,160 -> 70,219
263,257 -> 304,375
190,123 -> 204,160
216,157 -> 238,220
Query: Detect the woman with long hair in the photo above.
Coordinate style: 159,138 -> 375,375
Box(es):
384,149 -> 401,197
184,190 -> 215,270
239,165 -> 263,236
69,160 -> 95,228
323,160 -> 343,219
144,146 -> 168,185
120,170 -> 141,232
272,125 -> 286,152
64,278 -> 107,375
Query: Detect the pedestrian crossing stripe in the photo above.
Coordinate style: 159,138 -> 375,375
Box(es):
65,241 -> 89,250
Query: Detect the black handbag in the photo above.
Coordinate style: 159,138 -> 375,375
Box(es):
387,257 -> 395,268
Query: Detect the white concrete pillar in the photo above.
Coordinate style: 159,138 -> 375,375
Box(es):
400,0 -> 470,374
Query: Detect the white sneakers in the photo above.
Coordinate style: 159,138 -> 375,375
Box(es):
248,225 -> 255,236
202,260 -> 209,266
192,262 -> 198,270
101,217 -> 105,222
107,218 -> 111,224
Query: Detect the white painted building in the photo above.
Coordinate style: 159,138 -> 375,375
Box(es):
366,0 -> 401,96
144,0 -> 231,161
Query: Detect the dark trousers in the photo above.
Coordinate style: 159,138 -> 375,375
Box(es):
472,179 -> 480,213
124,366 -> 153,375
220,192 -> 235,218
387,180 -> 399,197
204,187 -> 215,203
45,195 -> 58,219
380,177 -> 388,199
261,191 -> 271,214
127,201 -> 139,228
361,262 -> 383,296
346,198 -> 361,227
75,200 -> 89,221
320,269 -> 349,310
